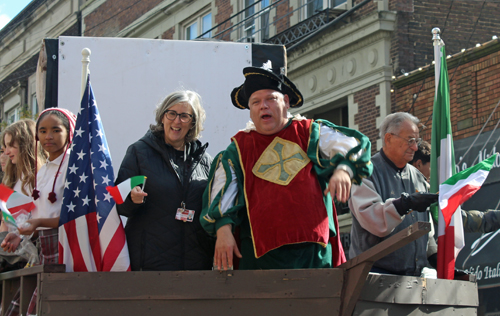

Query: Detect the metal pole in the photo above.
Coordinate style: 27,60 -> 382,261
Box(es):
432,27 -> 442,92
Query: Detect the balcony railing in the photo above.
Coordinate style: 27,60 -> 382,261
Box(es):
198,0 -> 347,47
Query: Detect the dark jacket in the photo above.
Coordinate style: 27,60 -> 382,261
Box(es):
116,130 -> 214,271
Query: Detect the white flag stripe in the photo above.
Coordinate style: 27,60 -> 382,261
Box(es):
438,209 -> 445,236
75,216 -> 97,271
110,245 -> 130,271
452,208 -> 465,256
117,179 -> 132,200
59,228 -> 75,272
7,193 -> 32,208
99,206 -> 120,253
438,135 -> 454,183
438,169 -> 489,209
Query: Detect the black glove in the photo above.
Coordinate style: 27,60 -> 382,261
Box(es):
393,192 -> 438,216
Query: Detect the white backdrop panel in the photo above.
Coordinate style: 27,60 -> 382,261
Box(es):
58,36 -> 253,176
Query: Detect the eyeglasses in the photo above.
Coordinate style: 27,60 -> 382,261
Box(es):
390,133 -> 422,147
164,110 -> 193,123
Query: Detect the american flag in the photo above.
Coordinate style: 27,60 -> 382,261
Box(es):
58,76 -> 130,272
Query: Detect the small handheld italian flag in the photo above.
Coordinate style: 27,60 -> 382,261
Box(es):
106,176 -> 147,204
0,184 -> 36,228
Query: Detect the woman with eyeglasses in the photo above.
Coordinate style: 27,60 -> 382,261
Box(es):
116,90 -> 214,271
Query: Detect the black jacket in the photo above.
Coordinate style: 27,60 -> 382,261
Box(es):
116,130 -> 214,271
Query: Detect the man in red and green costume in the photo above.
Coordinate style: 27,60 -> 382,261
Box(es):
201,64 -> 372,270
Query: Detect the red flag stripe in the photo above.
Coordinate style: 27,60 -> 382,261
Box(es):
86,213 -> 102,271
9,203 -> 36,215
102,226 -> 128,271
63,221 -> 89,272
437,224 -> 456,279
440,184 -> 481,229
0,184 -> 13,202
58,242 -> 64,265
106,186 -> 124,204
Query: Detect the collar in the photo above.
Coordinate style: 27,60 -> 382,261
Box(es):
46,148 -> 70,166
239,113 -> 307,133
380,148 -> 407,173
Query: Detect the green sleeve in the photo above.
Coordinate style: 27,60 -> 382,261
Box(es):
200,142 -> 247,236
307,119 -> 373,185
462,209 -> 500,233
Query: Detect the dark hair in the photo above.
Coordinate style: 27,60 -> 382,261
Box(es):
36,110 -> 70,142
410,140 -> 431,165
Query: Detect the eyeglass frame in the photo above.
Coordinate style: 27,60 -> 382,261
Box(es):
164,110 -> 194,123
390,133 -> 422,147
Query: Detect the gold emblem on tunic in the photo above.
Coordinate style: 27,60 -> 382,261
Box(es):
252,137 -> 310,186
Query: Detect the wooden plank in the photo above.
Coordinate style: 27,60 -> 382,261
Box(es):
423,277 -> 478,306
40,298 -> 341,316
339,221 -> 431,270
19,275 -> 37,315
338,221 -> 431,316
338,263 -> 372,316
1,278 -> 20,316
40,269 -> 344,301
358,273 -> 478,306
0,264 -> 65,281
353,301 -> 478,316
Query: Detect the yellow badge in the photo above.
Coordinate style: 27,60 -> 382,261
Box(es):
252,137 -> 310,186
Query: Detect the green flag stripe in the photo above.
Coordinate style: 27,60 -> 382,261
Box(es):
442,154 -> 496,186
130,176 -> 146,188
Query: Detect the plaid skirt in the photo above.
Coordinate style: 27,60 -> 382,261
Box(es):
37,228 -> 59,265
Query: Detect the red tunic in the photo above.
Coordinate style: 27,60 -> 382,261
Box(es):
232,119 -> 329,258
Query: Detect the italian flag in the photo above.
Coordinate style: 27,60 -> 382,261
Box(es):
0,184 -> 19,228
430,44 -> 462,280
438,154 -> 496,278
106,176 -> 146,204
7,190 -> 36,215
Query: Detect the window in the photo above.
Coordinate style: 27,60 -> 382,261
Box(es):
243,0 -> 271,42
7,106 -> 21,124
185,13 -> 212,40
303,0 -> 347,19
307,0 -> 324,18
31,93 -> 38,118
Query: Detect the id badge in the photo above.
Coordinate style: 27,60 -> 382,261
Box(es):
175,208 -> 195,222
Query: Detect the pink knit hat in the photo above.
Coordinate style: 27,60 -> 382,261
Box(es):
32,108 -> 77,203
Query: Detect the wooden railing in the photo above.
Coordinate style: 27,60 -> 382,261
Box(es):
0,264 -> 65,316
0,222 -> 478,316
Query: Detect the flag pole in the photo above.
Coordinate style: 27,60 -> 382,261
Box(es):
432,27 -> 442,92
81,48 -> 91,99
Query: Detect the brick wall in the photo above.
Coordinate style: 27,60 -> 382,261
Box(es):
274,0 -> 292,34
214,0 -> 233,41
394,47 -> 500,143
84,0 -> 163,37
351,0 -> 377,21
354,84 -> 380,153
396,0 -> 500,76
161,27 -> 175,40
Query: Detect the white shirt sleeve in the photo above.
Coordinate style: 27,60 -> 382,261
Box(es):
318,124 -> 360,178
348,178 -> 404,237
210,161 -> 238,215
